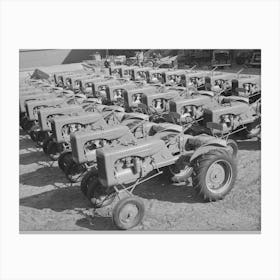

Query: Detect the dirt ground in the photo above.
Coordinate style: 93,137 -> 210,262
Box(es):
19,129 -> 261,232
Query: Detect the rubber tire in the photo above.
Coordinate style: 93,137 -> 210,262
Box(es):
36,131 -> 49,146
46,141 -> 61,161
192,149 -> 237,201
80,170 -> 97,197
23,120 -> 34,132
58,151 -> 73,172
112,196 -> 145,230
81,170 -> 115,208
29,124 -> 40,142
42,137 -> 53,154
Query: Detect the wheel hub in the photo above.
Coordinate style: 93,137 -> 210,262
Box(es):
208,163 -> 225,189
205,160 -> 232,193
119,204 -> 139,225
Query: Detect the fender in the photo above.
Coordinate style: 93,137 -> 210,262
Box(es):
190,143 -> 228,162
121,112 -> 149,122
151,123 -> 183,135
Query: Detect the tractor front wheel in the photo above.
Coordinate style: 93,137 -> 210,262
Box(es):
81,170 -> 115,208
46,141 -> 61,160
58,151 -> 72,171
29,124 -> 40,142
65,161 -> 87,183
42,137 -> 53,154
192,149 -> 237,201
112,196 -> 145,230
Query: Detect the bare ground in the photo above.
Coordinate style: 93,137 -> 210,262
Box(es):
19,129 -> 261,232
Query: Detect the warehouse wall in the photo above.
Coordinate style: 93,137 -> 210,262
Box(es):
19,49 -> 106,69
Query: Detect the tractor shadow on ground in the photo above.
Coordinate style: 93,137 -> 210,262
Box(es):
75,216 -> 116,231
133,173 -> 206,204
19,150 -> 53,165
19,186 -> 116,230
20,165 -> 68,187
19,135 -> 37,150
236,139 -> 261,151
20,186 -> 90,211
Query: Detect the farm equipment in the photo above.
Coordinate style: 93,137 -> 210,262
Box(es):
60,113 -> 150,182
231,75 -> 261,103
44,104 -> 131,160
104,82 -> 146,106
203,96 -> 261,138
21,92 -> 86,133
109,65 -> 140,79
43,111 -> 109,160
132,67 -> 153,82
127,86 -> 188,122
205,71 -> 243,94
164,68 -> 220,91
55,70 -> 96,89
89,78 -> 132,99
33,105 -> 86,145
168,90 -> 216,125
147,69 -> 169,84
80,128 -> 237,229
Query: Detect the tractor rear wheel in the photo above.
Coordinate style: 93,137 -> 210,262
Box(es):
112,197 -> 145,230
192,149 -> 237,201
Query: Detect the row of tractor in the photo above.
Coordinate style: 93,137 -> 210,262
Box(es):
20,63 -> 261,230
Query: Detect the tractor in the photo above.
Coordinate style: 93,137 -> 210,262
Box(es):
80,127 -> 238,230
231,75 -> 261,103
60,113 -> 151,182
203,96 -> 261,139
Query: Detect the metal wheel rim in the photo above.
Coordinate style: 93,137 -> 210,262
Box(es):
205,160 -> 232,194
119,203 -> 140,227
